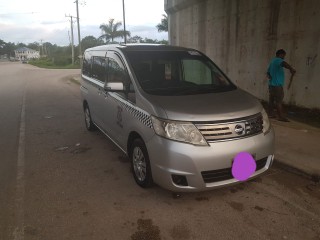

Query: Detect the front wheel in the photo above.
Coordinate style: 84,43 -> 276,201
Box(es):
84,104 -> 96,131
130,138 -> 153,188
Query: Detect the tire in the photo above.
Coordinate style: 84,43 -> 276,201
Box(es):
84,104 -> 96,131
130,138 -> 153,188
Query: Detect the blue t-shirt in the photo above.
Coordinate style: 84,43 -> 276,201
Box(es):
267,57 -> 284,86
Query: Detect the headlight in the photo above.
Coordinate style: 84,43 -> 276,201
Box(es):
151,116 -> 208,146
261,109 -> 271,134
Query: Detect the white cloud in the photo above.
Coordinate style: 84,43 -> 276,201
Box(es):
0,23 -> 69,45
0,0 -> 168,45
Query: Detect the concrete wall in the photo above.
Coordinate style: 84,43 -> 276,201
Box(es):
165,0 -> 320,109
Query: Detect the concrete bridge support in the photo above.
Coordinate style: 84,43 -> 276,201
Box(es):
165,0 -> 320,109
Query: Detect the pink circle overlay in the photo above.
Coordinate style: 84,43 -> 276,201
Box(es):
231,152 -> 257,181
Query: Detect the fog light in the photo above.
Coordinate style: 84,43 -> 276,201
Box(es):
172,175 -> 188,186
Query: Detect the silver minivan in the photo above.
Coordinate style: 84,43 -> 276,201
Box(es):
80,44 -> 274,192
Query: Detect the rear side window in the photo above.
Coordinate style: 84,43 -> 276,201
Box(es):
82,52 -> 92,76
92,56 -> 107,82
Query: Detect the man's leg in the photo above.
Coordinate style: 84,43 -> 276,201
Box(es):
275,86 -> 289,121
268,87 -> 276,117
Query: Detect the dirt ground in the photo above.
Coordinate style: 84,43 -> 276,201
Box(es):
261,100 -> 320,128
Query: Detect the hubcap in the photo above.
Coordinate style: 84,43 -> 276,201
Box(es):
132,146 -> 146,182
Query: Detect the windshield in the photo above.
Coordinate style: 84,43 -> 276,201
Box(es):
125,50 -> 236,96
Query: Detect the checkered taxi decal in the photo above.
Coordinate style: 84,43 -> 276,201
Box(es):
110,93 -> 153,128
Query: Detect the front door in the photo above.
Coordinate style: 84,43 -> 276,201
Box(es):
102,51 -> 133,149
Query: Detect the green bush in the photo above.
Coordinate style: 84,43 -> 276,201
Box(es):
29,57 -> 80,69
29,58 -> 53,67
53,56 -> 72,66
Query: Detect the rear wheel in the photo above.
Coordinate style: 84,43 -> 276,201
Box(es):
84,104 -> 96,131
130,138 -> 153,188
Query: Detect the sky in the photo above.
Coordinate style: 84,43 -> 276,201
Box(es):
0,0 -> 168,46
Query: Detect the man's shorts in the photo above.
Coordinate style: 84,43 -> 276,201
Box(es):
269,86 -> 284,104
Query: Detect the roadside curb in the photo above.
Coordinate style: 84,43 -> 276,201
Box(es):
273,160 -> 319,183
71,75 -> 81,85
270,118 -> 320,178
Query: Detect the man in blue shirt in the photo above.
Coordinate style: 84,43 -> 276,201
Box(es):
267,49 -> 296,122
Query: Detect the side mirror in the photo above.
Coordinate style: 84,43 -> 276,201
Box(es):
104,82 -> 124,91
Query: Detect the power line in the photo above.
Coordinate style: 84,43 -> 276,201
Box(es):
0,12 -> 39,16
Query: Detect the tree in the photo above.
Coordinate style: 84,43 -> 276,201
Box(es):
143,38 -> 158,43
127,36 -> 168,45
81,36 -> 104,51
27,42 -> 40,51
0,40 -> 16,57
156,14 -> 168,32
16,43 -> 27,48
127,35 -> 143,43
0,39 -> 6,56
0,39 -> 5,49
43,42 -> 53,57
99,19 -> 131,43
157,39 -> 169,45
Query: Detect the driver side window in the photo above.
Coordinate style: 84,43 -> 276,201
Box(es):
108,58 -> 127,83
107,54 -> 135,103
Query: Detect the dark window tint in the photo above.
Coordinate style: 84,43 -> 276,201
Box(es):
92,56 -> 107,82
82,52 -> 92,76
107,54 -> 135,102
108,58 -> 127,83
126,51 -> 236,96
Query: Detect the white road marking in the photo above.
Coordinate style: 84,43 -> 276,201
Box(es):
13,93 -> 26,240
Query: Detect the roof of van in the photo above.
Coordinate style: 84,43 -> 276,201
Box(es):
84,44 -> 195,52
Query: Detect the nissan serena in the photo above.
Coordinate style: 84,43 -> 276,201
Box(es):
80,44 -> 274,192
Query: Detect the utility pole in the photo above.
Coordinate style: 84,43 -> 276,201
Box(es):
40,39 -> 44,57
43,42 -> 47,56
38,42 -> 41,56
65,14 -> 75,65
75,0 -> 82,65
122,0 -> 127,44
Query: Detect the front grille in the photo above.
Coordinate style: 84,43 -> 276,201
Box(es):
195,114 -> 263,142
201,157 -> 268,183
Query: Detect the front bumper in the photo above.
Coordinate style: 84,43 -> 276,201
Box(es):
146,128 -> 275,192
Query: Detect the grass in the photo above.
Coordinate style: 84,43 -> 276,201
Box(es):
29,58 -> 80,69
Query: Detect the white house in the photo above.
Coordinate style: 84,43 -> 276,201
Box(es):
14,47 -> 40,61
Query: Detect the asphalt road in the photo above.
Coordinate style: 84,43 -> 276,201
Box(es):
0,62 -> 319,240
